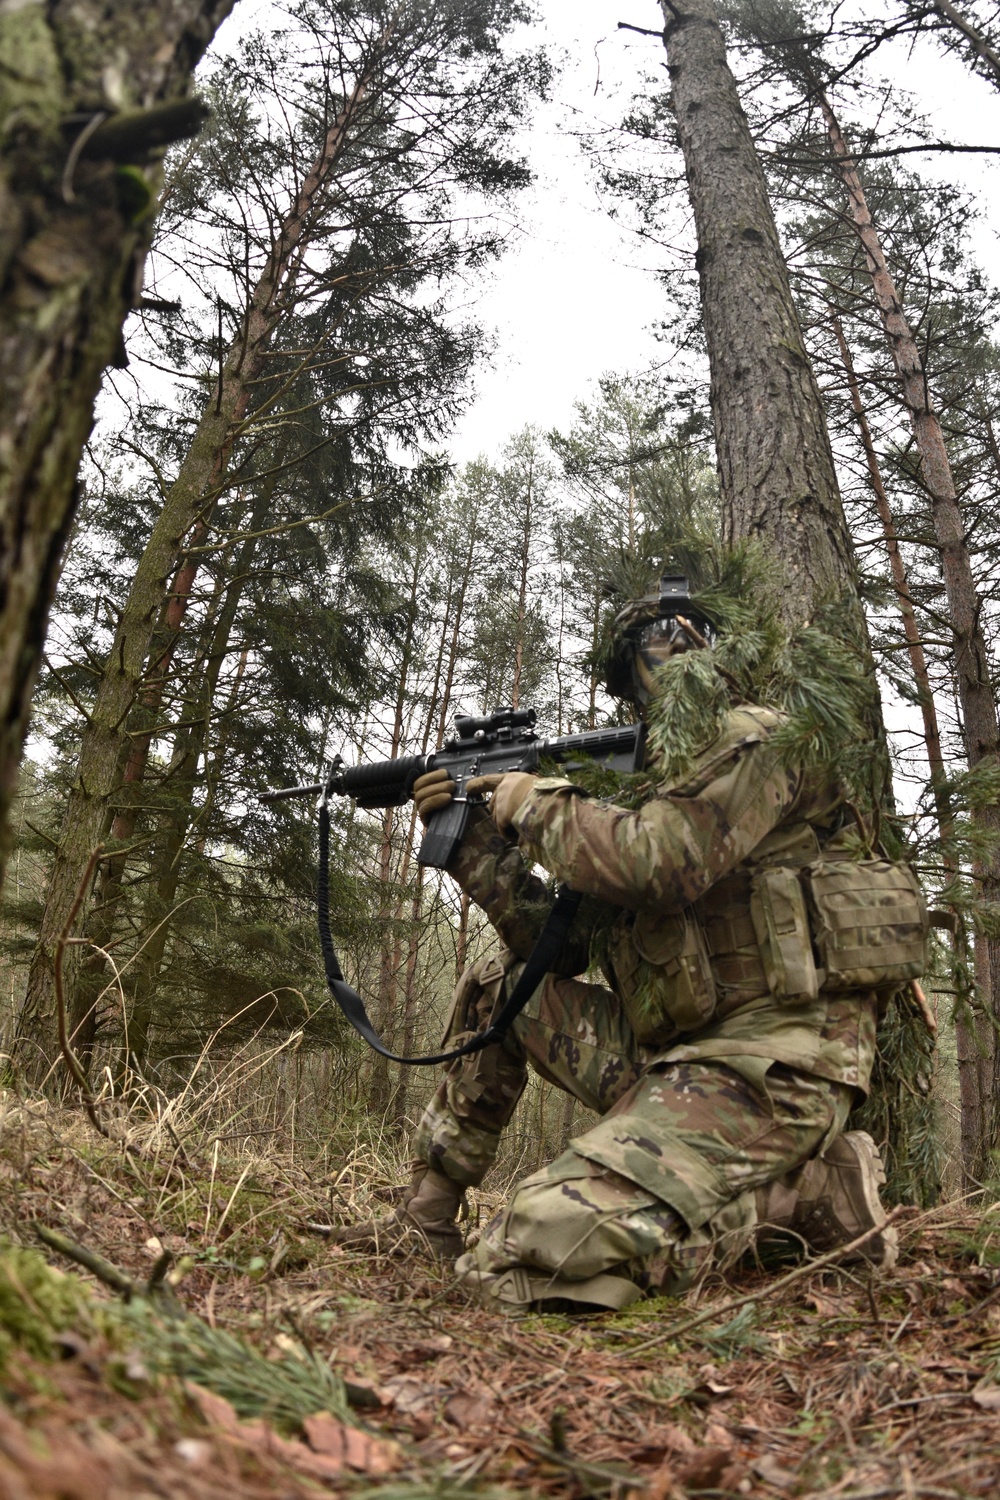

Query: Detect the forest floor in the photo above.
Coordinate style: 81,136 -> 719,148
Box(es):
1,1089 -> 999,1500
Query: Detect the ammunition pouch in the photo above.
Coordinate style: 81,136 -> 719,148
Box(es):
609,906 -> 717,1047
609,837 -> 929,1042
806,858 -> 928,992
441,950 -> 513,1046
750,866 -> 820,1004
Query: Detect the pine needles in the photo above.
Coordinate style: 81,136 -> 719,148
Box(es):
851,991 -> 942,1208
593,533 -> 885,809
123,1306 -> 351,1433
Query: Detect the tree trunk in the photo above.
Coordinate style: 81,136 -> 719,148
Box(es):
15,59 -> 379,1083
511,448 -> 535,709
832,314 -> 988,1174
657,1 -> 940,1197
369,544 -> 425,1113
126,502 -> 264,1065
818,90 -> 1000,1182
831,318 -> 953,834
389,523 -> 480,1126
929,0 -> 1000,90
660,0 -> 861,631
0,1 -> 238,896
74,478 -> 273,1060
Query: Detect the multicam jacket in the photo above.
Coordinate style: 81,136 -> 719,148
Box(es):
448,704 -> 878,1097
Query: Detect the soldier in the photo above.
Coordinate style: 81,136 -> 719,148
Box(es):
336,575 -> 910,1313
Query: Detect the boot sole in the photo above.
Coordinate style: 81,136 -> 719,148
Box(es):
828,1131 -> 898,1271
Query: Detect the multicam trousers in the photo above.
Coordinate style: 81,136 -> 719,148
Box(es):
413,948 -> 854,1292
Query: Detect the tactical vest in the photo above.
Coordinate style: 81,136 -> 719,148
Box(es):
605,819 -> 929,1049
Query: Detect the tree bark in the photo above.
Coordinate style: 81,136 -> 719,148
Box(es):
0,1 -> 238,898
831,315 -> 989,1174
660,0 -> 860,630
369,543 -> 425,1114
15,56 -> 379,1083
102,492 -> 266,1065
390,513 -> 483,1126
818,90 -> 1000,1181
831,318 -> 952,834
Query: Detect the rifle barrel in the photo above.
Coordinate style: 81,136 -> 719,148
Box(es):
260,781 -> 325,803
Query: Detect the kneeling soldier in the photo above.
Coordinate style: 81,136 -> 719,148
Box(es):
336,575 -> 920,1313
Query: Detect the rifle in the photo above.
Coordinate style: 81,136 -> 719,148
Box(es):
261,708 -> 646,1067
262,706 -> 646,868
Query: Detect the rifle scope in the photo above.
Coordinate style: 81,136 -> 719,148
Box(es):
452,707 -> 536,741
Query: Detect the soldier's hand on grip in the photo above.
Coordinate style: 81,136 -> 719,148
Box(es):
468,771 -> 536,837
412,767 -> 456,825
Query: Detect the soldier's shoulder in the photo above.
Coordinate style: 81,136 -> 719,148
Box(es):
657,702 -> 787,799
727,702 -> 785,738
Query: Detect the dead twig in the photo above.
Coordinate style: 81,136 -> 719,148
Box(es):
623,1206 -> 910,1355
54,845 -> 109,1140
35,1223 -> 183,1311
35,1224 -> 138,1297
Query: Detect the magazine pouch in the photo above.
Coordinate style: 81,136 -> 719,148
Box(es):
616,906 -> 719,1043
807,859 -> 928,991
750,866 -> 820,1004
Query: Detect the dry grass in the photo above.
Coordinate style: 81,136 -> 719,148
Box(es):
2,1048 -> 1000,1499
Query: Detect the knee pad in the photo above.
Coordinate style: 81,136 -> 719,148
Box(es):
476,1149 -> 681,1282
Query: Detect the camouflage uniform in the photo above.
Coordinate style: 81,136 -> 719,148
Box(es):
413,705 -> 878,1303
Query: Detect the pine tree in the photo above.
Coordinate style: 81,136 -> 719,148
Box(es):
0,2 -> 238,893
15,0 -> 547,1084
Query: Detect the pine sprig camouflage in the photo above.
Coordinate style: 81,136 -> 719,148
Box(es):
645,649 -> 733,784
598,537 -> 885,808
850,992 -> 941,1208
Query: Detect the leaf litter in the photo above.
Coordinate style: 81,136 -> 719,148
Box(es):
2,1093 -> 1000,1498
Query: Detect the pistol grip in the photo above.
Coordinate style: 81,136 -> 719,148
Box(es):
417,796 -> 471,869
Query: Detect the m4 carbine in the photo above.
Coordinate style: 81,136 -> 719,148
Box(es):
261,708 -> 645,1065
262,707 -> 646,867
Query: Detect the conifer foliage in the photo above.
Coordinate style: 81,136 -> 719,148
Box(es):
9,0 -> 550,1082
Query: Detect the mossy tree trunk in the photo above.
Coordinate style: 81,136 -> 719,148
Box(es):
0,1 -> 237,902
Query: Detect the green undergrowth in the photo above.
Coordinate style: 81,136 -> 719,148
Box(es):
0,1238 -> 353,1437
0,1242 -> 95,1365
117,1301 -> 353,1432
937,1199 -> 1000,1267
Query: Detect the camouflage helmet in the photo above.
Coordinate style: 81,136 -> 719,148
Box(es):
605,574 -> 716,700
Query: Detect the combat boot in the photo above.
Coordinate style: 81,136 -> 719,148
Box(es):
331,1160 -> 465,1259
757,1131 -> 897,1270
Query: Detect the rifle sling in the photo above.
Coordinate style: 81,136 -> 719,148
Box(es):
317,801 -> 582,1065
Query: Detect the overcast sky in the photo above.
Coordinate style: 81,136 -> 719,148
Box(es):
210,1 -> 1000,465
444,0 -> 1000,462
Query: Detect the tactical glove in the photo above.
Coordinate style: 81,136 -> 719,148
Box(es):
412,767 -> 456,824
468,771 -> 536,837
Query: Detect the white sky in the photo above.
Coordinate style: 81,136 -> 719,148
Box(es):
439,0 -> 1000,463
207,2 -> 1000,465
443,0 -> 672,460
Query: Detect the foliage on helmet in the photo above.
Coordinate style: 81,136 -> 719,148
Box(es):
594,532 -> 885,809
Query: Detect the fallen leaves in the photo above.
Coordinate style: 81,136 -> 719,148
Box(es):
443,1390 -> 495,1427
187,1384 -> 402,1478
303,1410 -> 401,1473
11,1100 -> 1000,1500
